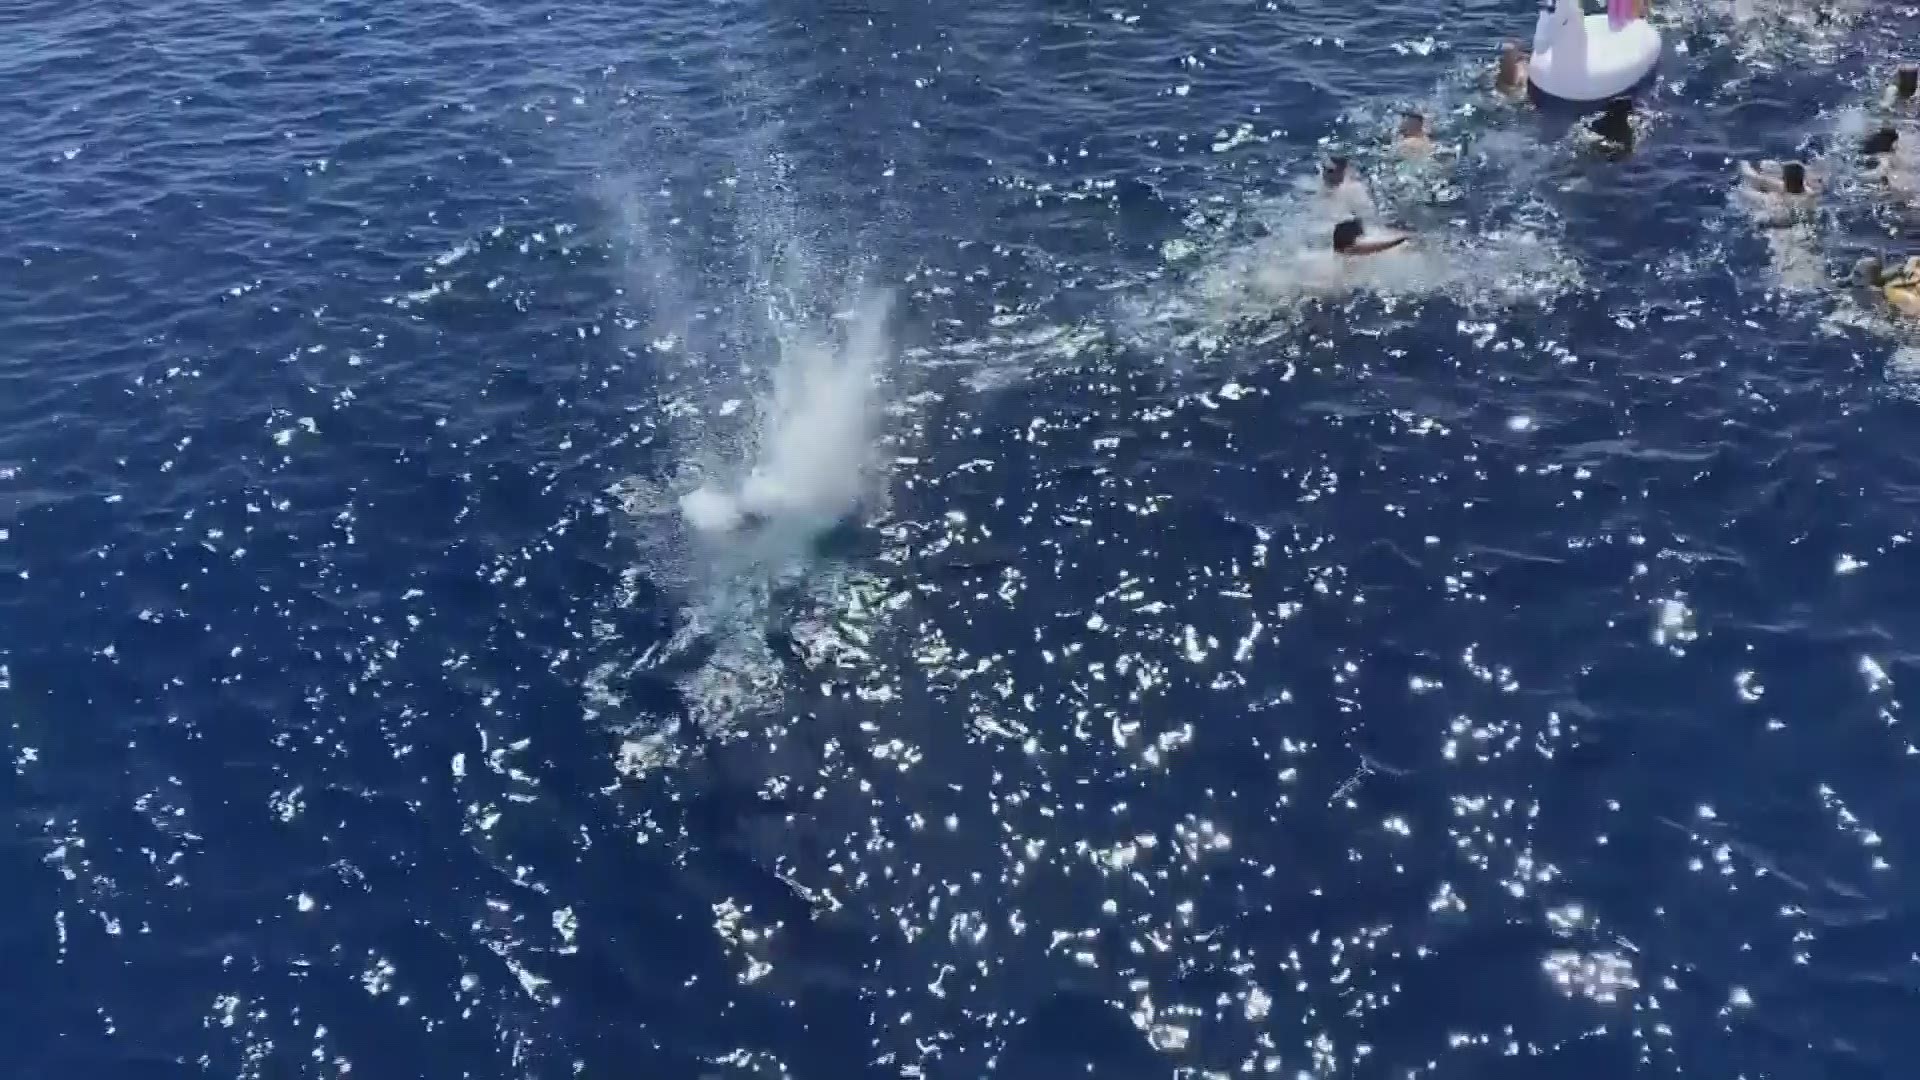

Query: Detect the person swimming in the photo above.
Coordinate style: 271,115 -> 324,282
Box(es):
1859,126 -> 1915,196
1494,40 -> 1529,98
1738,159 -> 1812,198
1395,112 -> 1435,158
1851,255 -> 1920,288
1854,255 -> 1892,289
1737,159 -> 1816,228
1322,155 -> 1355,192
1332,218 -> 1410,257
1887,65 -> 1918,109
1585,97 -> 1635,157
1851,254 -> 1920,316
1318,155 -> 1377,220
1776,160 -> 1809,197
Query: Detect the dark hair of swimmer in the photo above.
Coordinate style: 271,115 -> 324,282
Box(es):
1863,126 -> 1898,156
1323,156 -> 1349,185
1899,65 -> 1919,101
1399,112 -> 1425,137
1781,161 -> 1806,194
1589,96 -> 1634,148
1332,218 -> 1363,253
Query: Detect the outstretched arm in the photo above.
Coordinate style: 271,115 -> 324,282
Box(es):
1349,234 -> 1410,255
1738,160 -> 1782,193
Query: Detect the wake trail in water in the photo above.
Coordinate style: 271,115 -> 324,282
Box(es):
1117,174 -> 1581,367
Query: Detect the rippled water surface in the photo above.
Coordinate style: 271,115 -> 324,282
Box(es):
6,0 -> 1920,1077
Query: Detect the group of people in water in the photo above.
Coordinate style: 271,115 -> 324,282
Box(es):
1738,63 -> 1919,314
1314,30 -> 1920,320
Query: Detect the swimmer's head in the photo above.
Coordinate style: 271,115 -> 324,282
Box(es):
1864,126 -> 1898,156
1604,96 -> 1633,122
1399,112 -> 1426,139
1897,65 -> 1918,101
1854,255 -> 1885,287
1322,155 -> 1349,186
1332,218 -> 1363,254
1781,161 -> 1807,194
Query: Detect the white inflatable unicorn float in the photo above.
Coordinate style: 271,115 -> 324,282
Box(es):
1528,0 -> 1662,103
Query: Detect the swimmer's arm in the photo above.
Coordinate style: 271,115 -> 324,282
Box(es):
1349,234 -> 1410,255
1737,160 -> 1781,192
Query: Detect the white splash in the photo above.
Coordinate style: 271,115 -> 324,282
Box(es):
680,292 -> 894,546
590,119 -> 910,759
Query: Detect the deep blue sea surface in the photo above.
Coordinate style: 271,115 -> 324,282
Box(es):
6,0 -> 1920,1076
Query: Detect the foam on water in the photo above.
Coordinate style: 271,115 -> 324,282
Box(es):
678,291 -> 894,544
1687,0 -> 1870,67
17,0 -> 1920,1075
573,0 -> 1915,776
581,102 -> 911,750
600,302 -> 900,753
1104,48 -> 1608,365
1118,180 -> 1581,363
1890,344 -> 1920,396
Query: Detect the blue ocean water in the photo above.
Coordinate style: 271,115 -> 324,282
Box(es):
5,0 -> 1920,1076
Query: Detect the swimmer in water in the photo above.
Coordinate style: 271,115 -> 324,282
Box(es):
1738,160 -> 1811,197
1318,155 -> 1377,219
1853,255 -> 1892,289
1737,159 -> 1816,213
1861,126 -> 1915,197
1852,255 -> 1920,287
1332,218 -> 1410,257
1395,112 -> 1436,159
1886,65 -> 1919,110
1850,254 -> 1920,316
1584,97 -> 1635,157
1494,41 -> 1529,99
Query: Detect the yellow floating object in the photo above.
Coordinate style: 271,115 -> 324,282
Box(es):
1884,258 -> 1920,317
